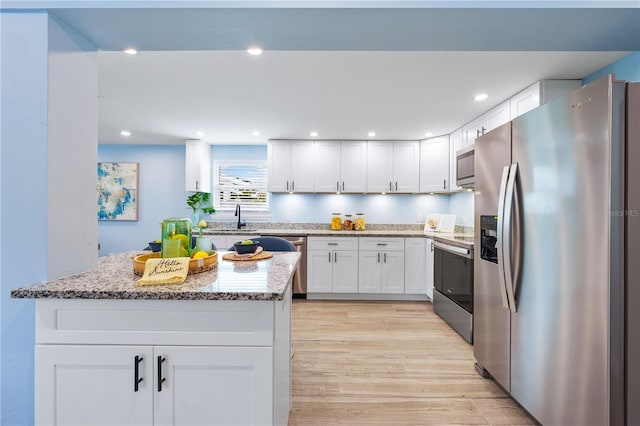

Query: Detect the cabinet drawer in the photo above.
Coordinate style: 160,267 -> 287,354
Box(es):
358,237 -> 404,251
35,299 -> 275,346
308,237 -> 358,251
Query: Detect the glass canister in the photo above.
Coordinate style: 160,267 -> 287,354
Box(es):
343,214 -> 354,230
161,217 -> 192,258
331,213 -> 342,230
355,213 -> 366,231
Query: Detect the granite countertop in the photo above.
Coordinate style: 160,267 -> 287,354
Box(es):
202,223 -> 474,249
11,251 -> 301,301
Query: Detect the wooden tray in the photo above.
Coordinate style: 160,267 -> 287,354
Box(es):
132,251 -> 218,276
222,251 -> 273,261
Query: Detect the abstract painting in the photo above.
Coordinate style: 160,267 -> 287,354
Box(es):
97,162 -> 139,221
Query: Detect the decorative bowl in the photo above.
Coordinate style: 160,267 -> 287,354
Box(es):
233,240 -> 260,254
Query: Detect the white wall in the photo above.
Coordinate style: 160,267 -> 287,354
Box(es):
47,16 -> 98,278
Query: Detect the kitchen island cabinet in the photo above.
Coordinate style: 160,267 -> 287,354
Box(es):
12,251 -> 299,426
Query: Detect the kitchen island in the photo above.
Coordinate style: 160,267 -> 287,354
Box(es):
11,251 -> 300,426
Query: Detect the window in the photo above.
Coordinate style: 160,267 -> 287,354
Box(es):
213,161 -> 269,212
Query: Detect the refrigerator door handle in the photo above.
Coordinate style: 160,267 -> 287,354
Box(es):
503,163 -> 519,313
496,165 -> 511,310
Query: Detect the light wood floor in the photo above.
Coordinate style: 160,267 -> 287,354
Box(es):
289,300 -> 536,425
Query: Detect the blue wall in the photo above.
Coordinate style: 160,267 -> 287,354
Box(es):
1,13 -> 49,426
98,145 -> 191,255
583,51 -> 640,83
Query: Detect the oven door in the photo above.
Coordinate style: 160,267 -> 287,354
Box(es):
433,242 -> 474,313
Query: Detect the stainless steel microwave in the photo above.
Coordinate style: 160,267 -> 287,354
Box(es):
456,144 -> 475,188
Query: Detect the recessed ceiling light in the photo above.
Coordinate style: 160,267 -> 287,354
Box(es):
252,131 -> 260,136
310,131 -> 318,137
247,47 -> 263,56
368,131 -> 376,137
474,93 -> 489,101
120,130 -> 131,137
195,131 -> 205,137
123,48 -> 137,55
424,132 -> 433,137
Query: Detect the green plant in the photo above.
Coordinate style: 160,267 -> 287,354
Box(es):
186,192 -> 216,215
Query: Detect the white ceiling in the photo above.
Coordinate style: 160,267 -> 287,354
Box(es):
98,50 -> 629,144
28,3 -> 637,145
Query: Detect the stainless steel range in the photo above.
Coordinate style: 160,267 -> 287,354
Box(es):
433,241 -> 474,343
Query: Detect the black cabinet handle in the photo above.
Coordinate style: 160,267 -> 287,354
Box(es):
395,182 -> 398,191
377,253 -> 380,263
327,242 -> 338,246
195,180 -> 199,191
334,252 -> 337,262
157,356 -> 166,392
481,126 -> 486,135
328,252 -> 331,262
337,181 -> 340,191
292,181 -> 295,191
376,243 -> 388,246
342,181 -> 345,191
389,182 -> 392,191
384,253 -> 387,263
286,181 -> 289,191
443,179 -> 446,190
134,355 -> 143,392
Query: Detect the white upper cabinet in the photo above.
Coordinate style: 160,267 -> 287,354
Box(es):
314,141 -> 367,193
462,100 -> 511,147
484,100 -> 511,133
185,140 -> 211,193
419,135 -> 450,193
510,79 -> 581,120
366,141 -> 394,193
393,141 -> 420,193
367,141 -> 419,193
449,128 -> 464,192
314,141 -> 341,192
340,141 -> 367,193
267,140 -> 314,193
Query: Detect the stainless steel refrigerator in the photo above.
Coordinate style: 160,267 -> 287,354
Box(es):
473,75 -> 639,426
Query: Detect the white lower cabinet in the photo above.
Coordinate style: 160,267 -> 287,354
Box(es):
307,237 -> 358,293
154,346 -> 272,426
36,345 -> 154,426
34,295 -> 291,426
358,238 -> 405,294
404,238 -> 434,300
36,345 -> 272,426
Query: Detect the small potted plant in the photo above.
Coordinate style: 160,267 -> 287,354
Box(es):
187,192 -> 216,237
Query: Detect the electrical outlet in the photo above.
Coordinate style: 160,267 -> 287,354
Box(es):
417,214 -> 425,223
286,212 -> 292,221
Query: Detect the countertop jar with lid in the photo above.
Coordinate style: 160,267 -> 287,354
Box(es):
331,213 -> 342,230
161,217 -> 192,258
343,214 -> 354,230
354,213 -> 366,231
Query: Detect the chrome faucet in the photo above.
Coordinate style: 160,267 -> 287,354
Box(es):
235,204 -> 246,230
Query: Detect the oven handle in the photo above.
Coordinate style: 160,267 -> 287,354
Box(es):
433,241 -> 473,259
496,165 -> 511,311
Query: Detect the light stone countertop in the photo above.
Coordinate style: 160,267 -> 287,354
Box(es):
202,226 -> 474,249
11,251 -> 300,301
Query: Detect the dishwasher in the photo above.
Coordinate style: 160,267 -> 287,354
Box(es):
262,235 -> 307,298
